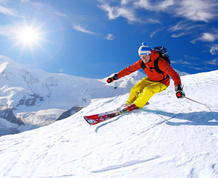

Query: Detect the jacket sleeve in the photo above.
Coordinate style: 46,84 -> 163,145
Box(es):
117,60 -> 142,79
158,58 -> 182,87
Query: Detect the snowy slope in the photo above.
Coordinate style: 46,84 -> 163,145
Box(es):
0,70 -> 217,177
0,56 -> 146,133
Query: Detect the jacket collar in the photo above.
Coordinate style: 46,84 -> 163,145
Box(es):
150,49 -> 160,62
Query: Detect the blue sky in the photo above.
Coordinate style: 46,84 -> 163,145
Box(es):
0,0 -> 218,78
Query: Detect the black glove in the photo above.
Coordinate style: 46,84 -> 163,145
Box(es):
107,74 -> 119,83
175,84 -> 185,98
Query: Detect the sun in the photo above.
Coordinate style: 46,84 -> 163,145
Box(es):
10,20 -> 64,62
17,27 -> 40,45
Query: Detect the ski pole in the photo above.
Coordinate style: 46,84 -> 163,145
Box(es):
184,97 -> 212,112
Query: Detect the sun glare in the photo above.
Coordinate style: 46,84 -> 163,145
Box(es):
17,27 -> 40,44
10,21 -> 63,61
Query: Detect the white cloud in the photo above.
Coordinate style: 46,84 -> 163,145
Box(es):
136,0 -> 218,22
191,33 -> 218,44
170,21 -> 204,38
73,25 -> 96,35
170,21 -> 201,32
0,5 -> 15,15
199,33 -> 217,42
98,0 -> 218,23
106,33 -> 115,40
206,58 -> 218,65
121,0 -> 137,5
135,0 -> 174,11
20,0 -> 29,2
171,59 -> 191,65
147,18 -> 162,24
210,44 -> 218,55
99,2 -> 138,23
54,11 -> 68,17
150,28 -> 165,38
73,25 -> 114,41
176,0 -> 218,22
150,31 -> 158,38
171,32 -> 186,38
98,1 -> 163,24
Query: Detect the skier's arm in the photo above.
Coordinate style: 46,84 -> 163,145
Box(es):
158,59 -> 181,87
158,59 -> 185,98
107,60 -> 142,83
117,60 -> 142,79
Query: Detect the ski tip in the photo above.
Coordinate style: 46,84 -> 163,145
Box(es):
83,116 -> 91,125
83,116 -> 98,125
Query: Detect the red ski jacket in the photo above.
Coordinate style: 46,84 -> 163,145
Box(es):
117,50 -> 182,87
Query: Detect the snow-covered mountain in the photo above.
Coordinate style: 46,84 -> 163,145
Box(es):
0,55 -> 147,134
0,67 -> 217,177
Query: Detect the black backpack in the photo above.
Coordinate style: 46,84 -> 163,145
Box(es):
153,46 -> 171,73
141,46 -> 171,74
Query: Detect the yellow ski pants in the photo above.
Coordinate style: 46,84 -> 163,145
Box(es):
126,77 -> 168,109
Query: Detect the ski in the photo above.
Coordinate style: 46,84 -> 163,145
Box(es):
83,107 -> 133,125
84,102 -> 150,125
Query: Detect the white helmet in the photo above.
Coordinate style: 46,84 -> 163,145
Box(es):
138,42 -> 151,56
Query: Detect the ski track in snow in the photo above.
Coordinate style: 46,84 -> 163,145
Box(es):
0,70 -> 218,177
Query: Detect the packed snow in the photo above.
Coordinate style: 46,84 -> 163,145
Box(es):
0,62 -> 217,177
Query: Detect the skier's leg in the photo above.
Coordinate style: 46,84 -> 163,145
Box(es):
126,77 -> 151,104
133,82 -> 167,109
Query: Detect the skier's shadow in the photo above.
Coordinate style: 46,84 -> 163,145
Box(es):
95,116 -> 122,133
142,108 -> 218,126
95,109 -> 218,132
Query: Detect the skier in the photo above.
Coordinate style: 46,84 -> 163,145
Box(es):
107,42 -> 185,112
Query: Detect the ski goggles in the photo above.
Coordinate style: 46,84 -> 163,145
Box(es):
140,53 -> 150,57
